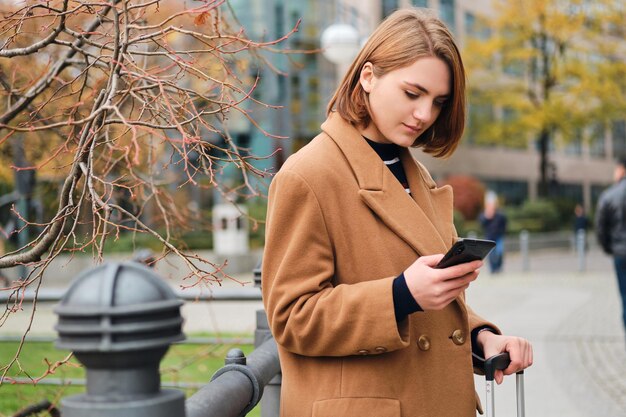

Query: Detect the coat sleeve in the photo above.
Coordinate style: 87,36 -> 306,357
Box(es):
262,169 -> 411,357
595,195 -> 613,254
458,292 -> 502,374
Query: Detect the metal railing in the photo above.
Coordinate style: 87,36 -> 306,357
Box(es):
4,261 -> 281,417
517,229 -> 588,272
0,287 -> 263,303
186,337 -> 280,417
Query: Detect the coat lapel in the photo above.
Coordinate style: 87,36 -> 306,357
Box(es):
321,113 -> 454,256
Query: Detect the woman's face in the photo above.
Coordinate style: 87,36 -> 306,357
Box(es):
358,56 -> 451,147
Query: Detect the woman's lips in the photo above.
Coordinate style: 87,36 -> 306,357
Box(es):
403,123 -> 421,133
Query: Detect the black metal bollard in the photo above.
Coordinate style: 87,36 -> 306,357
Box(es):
54,262 -> 186,417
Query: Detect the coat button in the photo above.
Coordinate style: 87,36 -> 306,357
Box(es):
357,349 -> 369,355
451,329 -> 465,345
375,346 -> 387,354
417,335 -> 431,351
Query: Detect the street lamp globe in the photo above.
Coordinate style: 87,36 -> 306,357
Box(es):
320,23 -> 360,65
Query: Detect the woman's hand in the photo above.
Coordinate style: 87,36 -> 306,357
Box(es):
478,331 -> 533,384
403,254 -> 482,310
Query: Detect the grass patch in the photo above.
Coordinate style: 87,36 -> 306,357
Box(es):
0,338 -> 261,417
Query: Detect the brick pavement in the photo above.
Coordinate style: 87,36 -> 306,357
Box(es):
469,248 -> 626,417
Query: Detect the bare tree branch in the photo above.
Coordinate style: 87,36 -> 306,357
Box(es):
0,0 -> 69,58
0,1 -> 118,125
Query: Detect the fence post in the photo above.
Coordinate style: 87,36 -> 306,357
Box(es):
54,262 -> 186,417
576,229 -> 586,272
254,261 -> 281,417
520,230 -> 530,272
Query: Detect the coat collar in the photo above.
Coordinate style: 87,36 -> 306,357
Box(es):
321,112 -> 454,256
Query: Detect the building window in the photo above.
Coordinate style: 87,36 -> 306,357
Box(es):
466,102 -> 494,145
465,11 -> 491,40
465,11 -> 475,36
564,129 -> 583,156
589,122 -> 606,158
382,0 -> 398,18
440,0 -> 455,31
551,182 -> 584,204
412,0 -> 428,7
501,107 -> 526,149
613,120 -> 626,159
483,180 -> 528,206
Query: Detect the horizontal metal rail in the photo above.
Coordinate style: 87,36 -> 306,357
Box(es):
0,287 -> 262,303
0,335 -> 254,345
0,376 -> 206,390
186,337 -> 280,417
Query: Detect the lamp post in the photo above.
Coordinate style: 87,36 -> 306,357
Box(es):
321,24 -> 359,63
320,22 -> 361,82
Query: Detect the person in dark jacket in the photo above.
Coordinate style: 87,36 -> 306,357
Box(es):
595,158 -> 626,335
479,191 -> 507,273
573,204 -> 589,235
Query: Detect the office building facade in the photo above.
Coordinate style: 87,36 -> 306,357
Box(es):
230,0 -> 624,211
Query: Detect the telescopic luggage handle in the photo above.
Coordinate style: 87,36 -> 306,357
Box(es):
484,352 -> 525,417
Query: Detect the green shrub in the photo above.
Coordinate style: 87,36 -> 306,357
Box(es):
504,199 -> 561,234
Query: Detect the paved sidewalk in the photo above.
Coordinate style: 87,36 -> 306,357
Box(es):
2,247 -> 625,417
469,249 -> 626,417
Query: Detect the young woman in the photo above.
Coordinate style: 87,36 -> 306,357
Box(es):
262,8 -> 532,417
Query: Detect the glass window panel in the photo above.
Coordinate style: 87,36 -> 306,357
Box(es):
440,0 -> 455,31
482,180 -> 528,206
613,120 -> 626,159
589,122 -> 606,158
564,129 -> 583,156
382,0 -> 398,18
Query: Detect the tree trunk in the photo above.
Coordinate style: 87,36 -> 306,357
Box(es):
538,128 -> 550,198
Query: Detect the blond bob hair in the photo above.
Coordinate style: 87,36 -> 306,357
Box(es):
327,8 -> 466,158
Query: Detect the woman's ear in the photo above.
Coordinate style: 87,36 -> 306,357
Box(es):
359,62 -> 375,93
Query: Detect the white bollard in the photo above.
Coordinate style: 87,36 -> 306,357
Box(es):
576,229 -> 586,272
520,230 -> 530,272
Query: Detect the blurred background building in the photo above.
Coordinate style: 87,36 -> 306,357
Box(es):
228,0 -> 624,213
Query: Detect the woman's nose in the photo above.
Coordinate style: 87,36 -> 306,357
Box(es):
413,100 -> 432,122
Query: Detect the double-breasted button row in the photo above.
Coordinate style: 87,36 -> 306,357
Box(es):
417,330 -> 466,351
357,346 -> 388,355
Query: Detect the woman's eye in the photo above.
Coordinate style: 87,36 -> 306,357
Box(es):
434,100 -> 447,107
405,91 -> 419,99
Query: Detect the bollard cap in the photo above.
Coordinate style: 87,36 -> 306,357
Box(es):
54,262 -> 185,353
225,348 -> 247,365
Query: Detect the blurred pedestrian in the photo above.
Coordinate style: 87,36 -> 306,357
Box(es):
479,191 -> 507,273
595,158 -> 626,337
573,203 -> 589,251
573,204 -> 589,235
262,9 -> 532,417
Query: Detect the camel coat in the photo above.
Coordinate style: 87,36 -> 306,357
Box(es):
262,113 -> 499,417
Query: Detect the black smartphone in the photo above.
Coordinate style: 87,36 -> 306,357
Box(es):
435,238 -> 496,269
